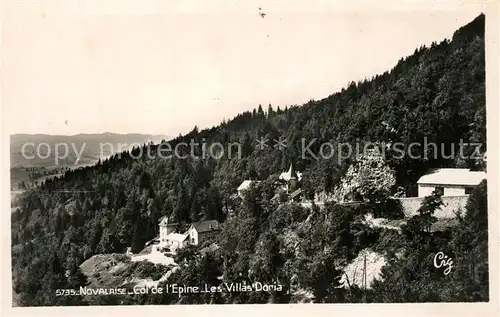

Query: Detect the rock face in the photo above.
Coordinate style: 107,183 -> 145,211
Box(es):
79,253 -> 133,289
80,253 -> 176,290
361,213 -> 407,233
340,249 -> 386,290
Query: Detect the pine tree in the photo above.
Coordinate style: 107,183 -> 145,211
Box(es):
267,104 -> 275,118
257,104 -> 265,117
413,190 -> 443,233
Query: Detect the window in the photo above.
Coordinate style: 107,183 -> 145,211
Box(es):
465,187 -> 473,194
434,186 -> 444,196
191,238 -> 195,244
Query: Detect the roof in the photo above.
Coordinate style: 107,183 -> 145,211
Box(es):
237,180 -> 259,191
290,188 -> 303,199
279,163 -> 303,181
190,220 -> 221,233
417,168 -> 486,186
165,233 -> 188,242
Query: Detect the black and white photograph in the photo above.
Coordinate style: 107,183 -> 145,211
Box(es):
2,0 -> 498,314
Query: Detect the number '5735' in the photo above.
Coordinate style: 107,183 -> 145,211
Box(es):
55,289 -> 77,296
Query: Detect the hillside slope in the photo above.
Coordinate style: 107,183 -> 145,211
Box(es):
10,14 -> 487,306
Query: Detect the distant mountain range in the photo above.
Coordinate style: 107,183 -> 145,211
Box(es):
10,132 -> 169,168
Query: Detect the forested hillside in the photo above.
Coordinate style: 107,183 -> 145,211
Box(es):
11,14 -> 487,305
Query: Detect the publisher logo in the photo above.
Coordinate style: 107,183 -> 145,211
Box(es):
433,252 -> 453,275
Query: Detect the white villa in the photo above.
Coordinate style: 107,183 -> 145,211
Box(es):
162,233 -> 189,251
157,216 -> 221,252
159,216 -> 177,244
237,180 -> 260,198
417,168 -> 486,197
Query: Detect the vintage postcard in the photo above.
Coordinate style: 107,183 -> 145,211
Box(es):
2,1 -> 498,316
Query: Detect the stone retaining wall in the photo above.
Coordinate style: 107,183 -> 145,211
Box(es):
397,195 -> 469,218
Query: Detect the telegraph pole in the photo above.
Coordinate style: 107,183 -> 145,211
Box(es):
363,254 -> 367,303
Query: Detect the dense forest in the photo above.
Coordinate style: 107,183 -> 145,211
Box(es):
11,14 -> 488,305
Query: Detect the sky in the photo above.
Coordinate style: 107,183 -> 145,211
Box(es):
3,0 -> 487,136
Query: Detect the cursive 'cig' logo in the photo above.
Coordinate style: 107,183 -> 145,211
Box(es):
433,252 -> 453,275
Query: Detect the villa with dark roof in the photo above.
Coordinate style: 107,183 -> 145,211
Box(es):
186,220 -> 222,246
